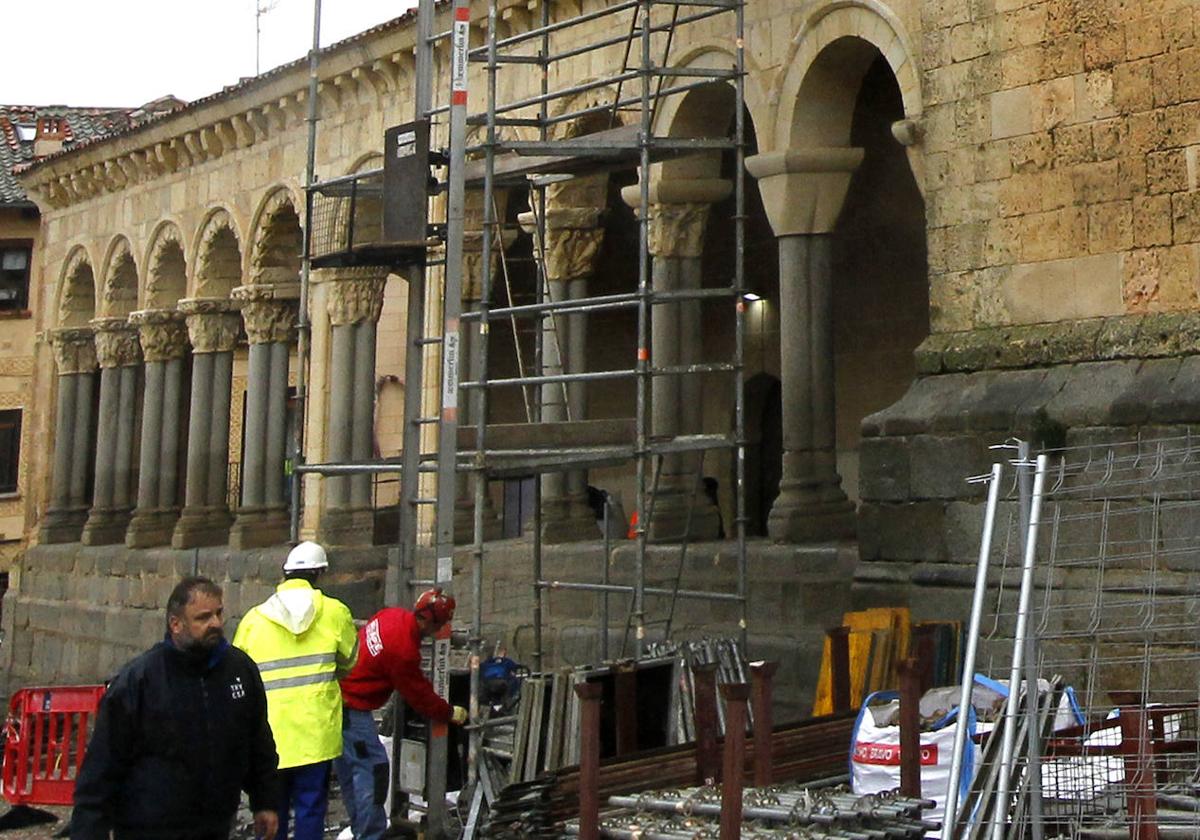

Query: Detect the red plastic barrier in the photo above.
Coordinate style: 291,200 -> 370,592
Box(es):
2,685 -> 106,806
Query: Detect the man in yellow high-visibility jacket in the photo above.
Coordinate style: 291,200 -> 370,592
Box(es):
234,541 -> 358,840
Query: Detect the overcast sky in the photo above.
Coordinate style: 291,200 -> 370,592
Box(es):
3,0 -> 418,108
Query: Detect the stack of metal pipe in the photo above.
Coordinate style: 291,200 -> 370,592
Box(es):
564,785 -> 938,839
648,638 -> 751,741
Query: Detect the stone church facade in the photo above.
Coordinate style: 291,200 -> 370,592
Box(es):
5,0 -> 1199,710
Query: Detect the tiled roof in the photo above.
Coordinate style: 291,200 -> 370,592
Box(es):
0,105 -> 142,205
20,6 -> 420,177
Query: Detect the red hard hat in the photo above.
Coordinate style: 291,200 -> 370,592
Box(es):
414,588 -> 456,624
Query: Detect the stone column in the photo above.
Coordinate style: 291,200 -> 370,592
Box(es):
172,298 -> 241,548
317,269 -> 387,546
621,179 -> 729,541
746,147 -> 864,542
229,284 -> 297,549
522,174 -> 609,542
39,328 -> 97,544
82,318 -> 141,545
125,309 -> 190,548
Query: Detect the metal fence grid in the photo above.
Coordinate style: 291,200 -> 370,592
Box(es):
949,434 -> 1200,840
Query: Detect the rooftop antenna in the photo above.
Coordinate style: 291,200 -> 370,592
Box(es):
255,0 -> 282,75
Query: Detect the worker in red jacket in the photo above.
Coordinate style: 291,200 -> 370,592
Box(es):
335,589 -> 468,840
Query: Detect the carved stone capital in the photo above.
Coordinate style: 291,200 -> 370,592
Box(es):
90,317 -> 141,368
129,309 -> 190,362
232,284 -> 299,344
52,328 -> 97,375
646,203 -> 711,259
516,206 -> 605,283
179,298 -> 241,353
620,179 -> 730,258
324,268 -> 388,326
462,229 -> 518,301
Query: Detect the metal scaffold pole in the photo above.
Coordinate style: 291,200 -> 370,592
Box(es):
427,0 -> 471,835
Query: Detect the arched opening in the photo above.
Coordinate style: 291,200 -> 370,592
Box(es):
145,233 -> 188,310
251,194 -> 303,285
58,252 -> 95,328
831,53 -> 928,502
194,214 -> 243,299
100,241 -> 138,318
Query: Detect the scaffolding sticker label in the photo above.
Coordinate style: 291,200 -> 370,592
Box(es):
441,327 -> 460,413
433,637 -> 451,699
451,7 -> 469,106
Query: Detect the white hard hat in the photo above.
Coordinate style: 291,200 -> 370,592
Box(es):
283,541 -> 329,572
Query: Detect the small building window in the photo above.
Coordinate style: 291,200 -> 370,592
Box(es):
0,243 -> 32,312
14,124 -> 36,143
0,410 -> 20,494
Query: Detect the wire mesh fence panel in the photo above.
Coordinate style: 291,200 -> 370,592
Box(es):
956,434 -> 1200,840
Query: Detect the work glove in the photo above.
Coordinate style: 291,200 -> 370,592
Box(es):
451,705 -> 469,725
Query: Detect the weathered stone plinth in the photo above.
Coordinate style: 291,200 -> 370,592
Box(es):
172,507 -> 234,549
81,509 -> 133,546
126,509 -> 180,549
767,493 -> 856,543
39,508 -> 89,545
539,495 -> 600,544
228,507 -> 290,550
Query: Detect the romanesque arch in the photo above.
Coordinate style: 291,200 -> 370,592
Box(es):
98,236 -> 139,318
248,187 -> 303,286
143,222 -> 188,309
773,1 -> 921,152
192,208 -> 244,299
57,247 -> 96,328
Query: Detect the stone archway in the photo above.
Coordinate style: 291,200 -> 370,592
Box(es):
57,247 -> 96,328
747,2 -> 924,543
143,224 -> 188,310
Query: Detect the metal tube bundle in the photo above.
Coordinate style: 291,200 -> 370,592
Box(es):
564,785 -> 939,840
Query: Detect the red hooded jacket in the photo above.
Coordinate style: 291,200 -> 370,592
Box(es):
339,607 -> 452,722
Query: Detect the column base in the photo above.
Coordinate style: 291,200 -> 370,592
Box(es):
81,508 -> 132,546
172,507 -> 234,549
125,509 -> 181,548
767,492 -> 857,543
39,507 -> 89,545
318,506 -> 377,547
229,506 -> 290,550
539,496 -> 601,544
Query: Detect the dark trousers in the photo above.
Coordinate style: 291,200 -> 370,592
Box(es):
279,761 -> 331,840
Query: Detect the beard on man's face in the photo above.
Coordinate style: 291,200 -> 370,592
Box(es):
177,625 -> 224,653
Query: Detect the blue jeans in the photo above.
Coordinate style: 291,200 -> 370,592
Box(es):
279,761 -> 331,840
333,708 -> 389,840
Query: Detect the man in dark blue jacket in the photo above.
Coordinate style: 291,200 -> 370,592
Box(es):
72,577 -> 281,840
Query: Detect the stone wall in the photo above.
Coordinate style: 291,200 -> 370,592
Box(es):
4,541 -> 855,724
923,0 -> 1200,331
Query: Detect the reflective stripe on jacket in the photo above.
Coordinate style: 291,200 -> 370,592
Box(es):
233,579 -> 359,768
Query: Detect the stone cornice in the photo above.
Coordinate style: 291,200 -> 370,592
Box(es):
15,25 -> 425,212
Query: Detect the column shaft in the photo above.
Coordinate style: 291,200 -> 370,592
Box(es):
49,375 -> 78,511
207,351 -> 234,509
325,325 -> 354,509
91,367 -> 119,510
241,343 -> 270,508
767,234 -> 854,542
157,358 -> 184,510
263,341 -> 289,508
134,362 -> 164,512
351,320 -> 377,507
182,353 -> 215,509
113,366 -> 138,510
68,372 -> 95,508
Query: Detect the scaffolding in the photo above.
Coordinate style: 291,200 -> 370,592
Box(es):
295,0 -> 749,834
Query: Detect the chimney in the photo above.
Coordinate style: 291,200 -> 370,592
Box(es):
33,118 -> 66,158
